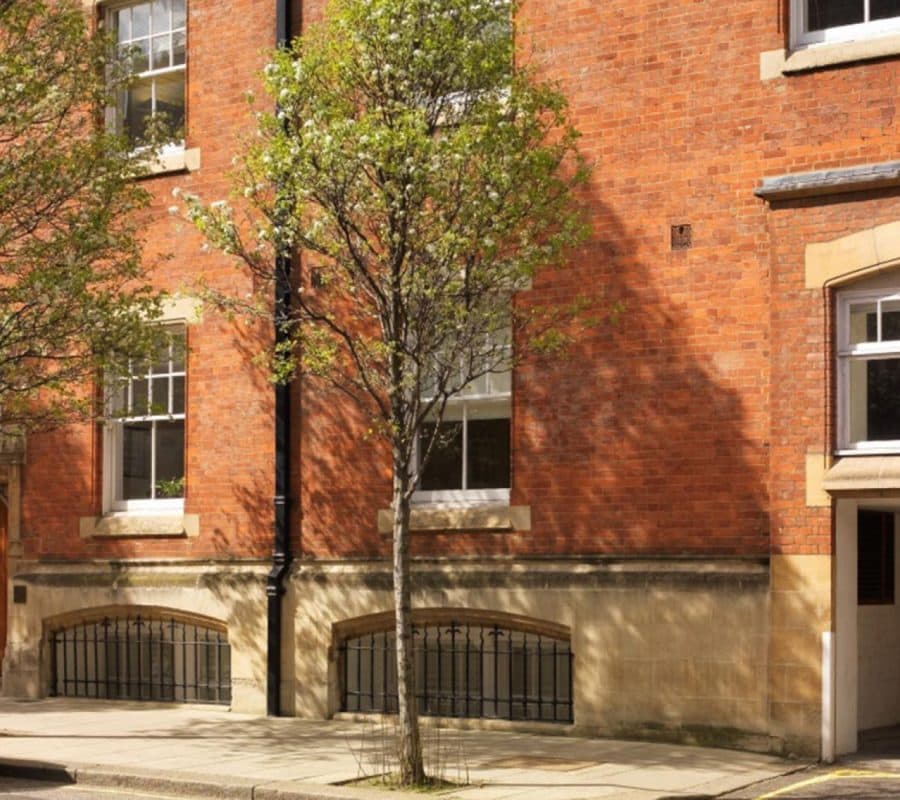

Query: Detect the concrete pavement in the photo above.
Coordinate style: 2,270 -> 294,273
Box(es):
0,698 -> 803,800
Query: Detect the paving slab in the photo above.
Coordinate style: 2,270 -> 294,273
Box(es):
0,698 -> 802,800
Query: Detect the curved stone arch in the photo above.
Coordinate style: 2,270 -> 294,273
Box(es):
333,607 -> 571,643
43,604 -> 228,636
806,221 -> 900,289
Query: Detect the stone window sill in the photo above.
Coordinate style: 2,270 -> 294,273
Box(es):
760,33 -> 900,80
79,513 -> 199,539
377,505 -> 531,535
137,147 -> 201,178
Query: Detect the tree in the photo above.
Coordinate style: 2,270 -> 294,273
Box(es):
188,0 -> 588,784
0,0 -> 163,432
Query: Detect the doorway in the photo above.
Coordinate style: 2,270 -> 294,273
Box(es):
835,498 -> 900,756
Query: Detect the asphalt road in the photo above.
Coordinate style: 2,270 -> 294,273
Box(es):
722,765 -> 900,799
5,767 -> 900,800
0,777 -> 183,800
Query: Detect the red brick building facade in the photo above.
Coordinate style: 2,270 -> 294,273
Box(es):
4,0 -> 900,759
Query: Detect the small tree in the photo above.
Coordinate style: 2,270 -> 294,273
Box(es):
189,0 -> 588,784
0,0 -> 163,431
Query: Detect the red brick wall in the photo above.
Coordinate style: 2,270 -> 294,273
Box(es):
22,0 -> 277,562
768,194 -> 900,555
295,0 -> 900,559
23,0 -> 900,563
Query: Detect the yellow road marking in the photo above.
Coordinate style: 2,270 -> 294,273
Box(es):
755,772 -> 836,799
756,767 -> 900,799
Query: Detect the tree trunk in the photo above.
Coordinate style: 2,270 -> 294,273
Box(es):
393,468 -> 425,785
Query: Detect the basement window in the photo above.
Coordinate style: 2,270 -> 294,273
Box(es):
51,612 -> 230,703
340,619 -> 573,722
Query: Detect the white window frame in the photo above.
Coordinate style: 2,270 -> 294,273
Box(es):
413,368 -> 511,507
836,287 -> 900,454
103,325 -> 186,514
792,0 -> 900,48
106,0 -> 186,152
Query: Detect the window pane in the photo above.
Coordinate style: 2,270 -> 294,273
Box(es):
116,7 -> 132,41
155,420 -> 184,496
807,0 -> 864,30
150,377 -> 169,414
849,301 -> 877,345
151,342 -> 171,374
151,0 -> 170,34
153,72 -> 185,135
132,3 -> 150,38
131,376 -> 150,415
850,358 -> 868,442
466,373 -> 490,396
122,421 -> 152,499
490,369 -> 511,395
110,380 -> 128,416
131,358 -> 151,379
867,358 -> 900,440
467,418 -> 510,489
122,77 -> 153,140
882,299 -> 900,341
151,34 -> 171,70
171,331 -> 186,371
419,422 -> 463,490
172,0 -> 186,27
172,376 -> 185,414
172,31 -> 186,66
124,38 -> 150,74
871,0 -> 900,19
420,371 -> 438,398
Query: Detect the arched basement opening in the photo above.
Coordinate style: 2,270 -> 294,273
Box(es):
46,606 -> 231,705
335,609 -> 573,723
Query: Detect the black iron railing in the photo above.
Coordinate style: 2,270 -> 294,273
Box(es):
51,614 -> 231,704
340,622 -> 573,723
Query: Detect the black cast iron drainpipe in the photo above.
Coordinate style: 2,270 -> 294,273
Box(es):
266,0 -> 294,717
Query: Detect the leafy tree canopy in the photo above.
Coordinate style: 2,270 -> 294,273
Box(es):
189,0 -> 590,459
0,0 -> 164,431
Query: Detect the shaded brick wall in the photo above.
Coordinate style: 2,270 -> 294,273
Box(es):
22,0 -> 277,562
295,0 -> 899,559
